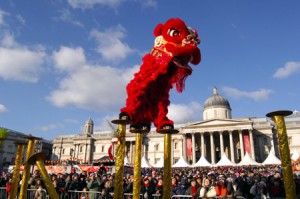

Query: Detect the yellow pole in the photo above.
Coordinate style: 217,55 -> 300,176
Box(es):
113,124 -> 127,198
267,110 -> 296,199
19,136 -> 38,199
133,133 -> 142,199
27,152 -> 59,199
10,142 -> 26,199
163,133 -> 172,199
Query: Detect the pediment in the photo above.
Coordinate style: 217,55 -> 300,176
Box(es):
181,118 -> 252,129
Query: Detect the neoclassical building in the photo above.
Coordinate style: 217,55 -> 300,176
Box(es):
52,88 -> 300,165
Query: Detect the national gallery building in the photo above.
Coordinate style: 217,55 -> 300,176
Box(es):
52,88 -> 300,166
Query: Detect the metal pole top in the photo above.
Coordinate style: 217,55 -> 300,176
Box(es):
266,110 -> 293,118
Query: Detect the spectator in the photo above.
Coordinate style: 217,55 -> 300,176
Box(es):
141,177 -> 155,199
186,179 -> 200,199
215,175 -> 227,197
98,164 -> 107,176
6,178 -> 12,199
200,178 -> 216,198
171,177 -> 178,196
175,177 -> 189,197
124,174 -> 134,193
155,178 -> 163,195
34,184 -> 44,199
87,173 -> 101,199
79,187 -> 90,199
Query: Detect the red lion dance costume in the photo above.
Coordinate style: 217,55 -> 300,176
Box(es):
120,18 -> 201,132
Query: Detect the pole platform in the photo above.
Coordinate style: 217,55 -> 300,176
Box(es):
157,129 -> 179,134
111,119 -> 131,125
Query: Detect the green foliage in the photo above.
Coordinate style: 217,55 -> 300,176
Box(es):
0,128 -> 8,147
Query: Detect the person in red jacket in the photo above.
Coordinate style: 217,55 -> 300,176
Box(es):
215,175 -> 227,197
6,179 -> 12,199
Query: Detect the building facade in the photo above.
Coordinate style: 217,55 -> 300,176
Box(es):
52,88 -> 300,165
0,128 -> 52,166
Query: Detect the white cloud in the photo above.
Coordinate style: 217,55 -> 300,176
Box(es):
47,66 -> 133,111
67,0 -> 123,9
222,86 -> 273,101
168,101 -> 202,124
0,34 -> 46,83
140,0 -> 157,8
0,104 -> 7,113
16,14 -> 26,26
56,9 -> 83,28
52,46 -> 86,72
90,25 -> 134,62
0,9 -> 8,26
34,123 -> 64,132
273,61 -> 300,79
48,45 -> 138,112
63,118 -> 80,124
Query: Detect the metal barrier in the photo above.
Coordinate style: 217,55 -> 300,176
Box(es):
0,187 -> 8,199
27,188 -> 48,199
0,187 -> 48,199
171,195 -> 194,198
67,190 -> 103,199
152,194 -> 162,199
123,193 -> 144,199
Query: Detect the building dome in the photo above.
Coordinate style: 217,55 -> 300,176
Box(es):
203,87 -> 232,120
204,87 -> 231,110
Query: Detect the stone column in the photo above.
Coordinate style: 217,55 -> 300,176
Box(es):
210,132 -> 215,164
182,135 -> 187,160
74,144 -> 77,159
130,141 -> 133,164
219,131 -> 224,156
52,147 -> 56,160
249,129 -> 255,159
192,133 -> 196,164
201,133 -> 205,157
76,144 -> 79,159
239,130 -> 244,160
229,130 -> 234,162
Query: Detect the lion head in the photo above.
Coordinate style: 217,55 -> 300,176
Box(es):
152,18 -> 201,69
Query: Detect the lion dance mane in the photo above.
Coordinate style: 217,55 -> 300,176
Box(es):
120,18 -> 201,131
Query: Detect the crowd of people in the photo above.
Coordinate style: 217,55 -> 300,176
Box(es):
1,164 -> 300,199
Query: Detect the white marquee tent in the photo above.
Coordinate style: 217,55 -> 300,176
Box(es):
262,150 -> 281,165
193,156 -> 212,167
141,156 -> 153,168
172,155 -> 191,168
215,153 -> 236,167
238,152 -> 261,166
153,157 -> 164,168
124,156 -> 130,166
291,149 -> 300,161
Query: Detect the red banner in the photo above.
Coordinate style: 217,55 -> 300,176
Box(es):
243,134 -> 251,155
187,138 -> 192,157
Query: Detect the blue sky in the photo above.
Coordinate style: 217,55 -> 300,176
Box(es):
0,0 -> 299,140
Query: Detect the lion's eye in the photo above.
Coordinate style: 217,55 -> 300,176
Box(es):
169,29 -> 180,36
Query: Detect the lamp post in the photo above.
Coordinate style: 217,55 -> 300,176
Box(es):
70,148 -> 74,164
35,140 -> 42,153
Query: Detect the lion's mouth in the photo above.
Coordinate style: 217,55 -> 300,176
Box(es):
173,56 -> 192,70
